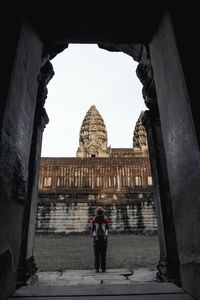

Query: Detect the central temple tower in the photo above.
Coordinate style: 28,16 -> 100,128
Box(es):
76,105 -> 109,157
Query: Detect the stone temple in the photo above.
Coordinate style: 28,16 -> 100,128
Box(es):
36,105 -> 157,234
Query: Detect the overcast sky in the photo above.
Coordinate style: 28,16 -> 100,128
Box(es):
41,44 -> 146,157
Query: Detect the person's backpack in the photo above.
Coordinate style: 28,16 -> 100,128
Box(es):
96,222 -> 105,240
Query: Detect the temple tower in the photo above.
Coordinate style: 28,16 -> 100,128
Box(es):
133,111 -> 148,155
76,105 -> 109,157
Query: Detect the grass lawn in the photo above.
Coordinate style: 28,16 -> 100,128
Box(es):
34,234 -> 159,271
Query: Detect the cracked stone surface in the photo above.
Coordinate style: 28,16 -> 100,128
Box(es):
36,269 -> 133,285
128,268 -> 157,282
11,269 -> 194,300
22,268 -> 159,287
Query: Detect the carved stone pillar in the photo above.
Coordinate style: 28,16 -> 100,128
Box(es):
137,46 -> 180,284
17,61 -> 53,287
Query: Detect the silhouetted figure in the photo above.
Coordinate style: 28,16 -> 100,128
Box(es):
91,207 -> 109,273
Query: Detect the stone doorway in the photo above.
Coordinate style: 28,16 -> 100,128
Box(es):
0,5 -> 199,300
33,44 -> 159,278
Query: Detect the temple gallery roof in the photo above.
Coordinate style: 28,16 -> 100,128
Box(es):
40,156 -> 150,167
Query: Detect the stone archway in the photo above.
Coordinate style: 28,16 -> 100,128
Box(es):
32,42 -> 180,285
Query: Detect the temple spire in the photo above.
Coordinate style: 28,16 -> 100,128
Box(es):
133,111 -> 148,149
76,105 -> 109,157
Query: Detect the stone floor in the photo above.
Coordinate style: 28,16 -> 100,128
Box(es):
10,268 -> 194,299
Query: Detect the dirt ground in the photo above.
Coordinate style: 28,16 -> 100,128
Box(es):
34,234 -> 159,271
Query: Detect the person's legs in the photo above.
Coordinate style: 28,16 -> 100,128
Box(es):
100,239 -> 107,272
94,240 -> 100,272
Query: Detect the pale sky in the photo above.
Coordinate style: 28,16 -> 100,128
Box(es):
41,44 -> 146,157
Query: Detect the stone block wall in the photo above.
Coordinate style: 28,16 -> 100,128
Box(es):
36,193 -> 157,235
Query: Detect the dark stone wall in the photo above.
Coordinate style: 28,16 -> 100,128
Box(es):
150,12 -> 200,299
0,18 -> 21,131
0,23 -> 43,299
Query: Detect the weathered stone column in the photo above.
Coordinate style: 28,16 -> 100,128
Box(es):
137,47 -> 180,283
149,12 -> 200,298
17,61 -> 54,287
0,21 -> 44,299
143,110 -> 180,283
143,110 -> 167,276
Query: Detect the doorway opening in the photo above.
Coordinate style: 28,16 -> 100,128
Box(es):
33,44 -> 159,274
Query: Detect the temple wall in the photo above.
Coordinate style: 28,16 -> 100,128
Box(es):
36,157 -> 156,234
39,157 -> 152,191
36,195 -> 157,235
